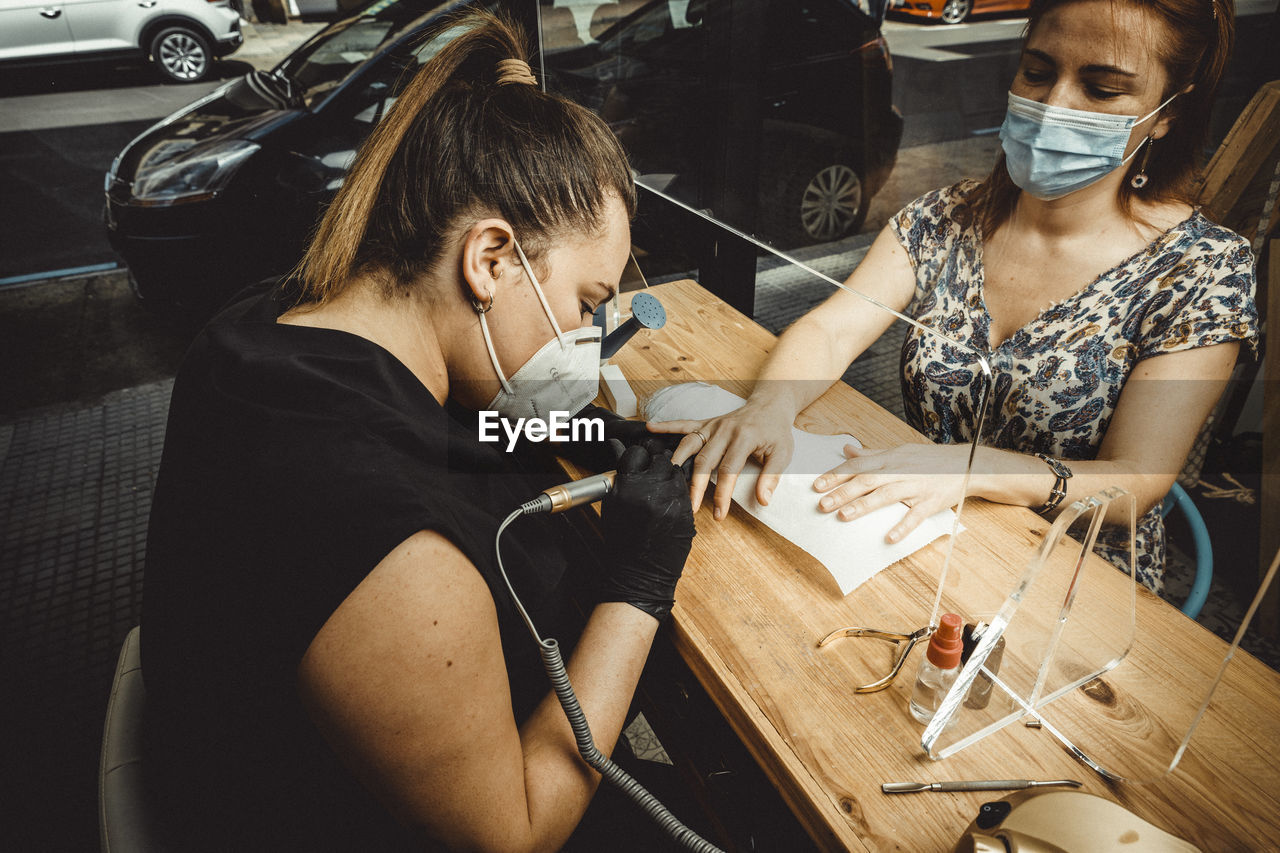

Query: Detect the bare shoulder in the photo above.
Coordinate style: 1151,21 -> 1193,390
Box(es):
297,529 -> 504,748
296,529 -> 516,827
295,529 -> 545,843
300,529 -> 496,680
1132,198 -> 1196,238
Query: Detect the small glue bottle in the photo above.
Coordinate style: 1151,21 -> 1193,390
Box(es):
909,613 -> 964,725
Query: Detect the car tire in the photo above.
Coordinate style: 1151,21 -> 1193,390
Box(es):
758,126 -> 867,249
151,26 -> 212,83
940,0 -> 973,24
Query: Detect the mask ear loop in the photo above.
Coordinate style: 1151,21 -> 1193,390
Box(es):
474,296 -> 515,396
1124,91 -> 1177,188
1135,90 -> 1180,127
512,239 -> 570,350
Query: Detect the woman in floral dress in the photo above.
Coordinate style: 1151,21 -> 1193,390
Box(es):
652,0 -> 1256,593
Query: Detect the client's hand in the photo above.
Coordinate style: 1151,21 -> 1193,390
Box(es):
599,440 -> 696,622
647,399 -> 795,520
814,443 -> 968,543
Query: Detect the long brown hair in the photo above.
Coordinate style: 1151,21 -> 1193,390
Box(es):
973,0 -> 1235,236
296,9 -> 636,303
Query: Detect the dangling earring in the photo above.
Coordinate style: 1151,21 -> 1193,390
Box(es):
471,291 -> 494,314
1130,136 -> 1154,189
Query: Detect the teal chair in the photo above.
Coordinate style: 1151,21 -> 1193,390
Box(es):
1162,482 -> 1213,620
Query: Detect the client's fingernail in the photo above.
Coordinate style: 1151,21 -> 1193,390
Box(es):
820,497 -> 832,509
762,489 -> 772,503
814,477 -> 826,489
714,507 -> 723,520
887,530 -> 900,543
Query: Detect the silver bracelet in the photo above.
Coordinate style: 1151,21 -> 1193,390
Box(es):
1033,453 -> 1073,514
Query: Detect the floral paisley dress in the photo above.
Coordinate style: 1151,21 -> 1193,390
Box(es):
889,180 -> 1258,593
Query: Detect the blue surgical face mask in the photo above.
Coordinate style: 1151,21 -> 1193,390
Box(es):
998,90 -> 1177,201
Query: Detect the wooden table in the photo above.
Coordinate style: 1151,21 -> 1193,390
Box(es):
582,279 -> 1280,852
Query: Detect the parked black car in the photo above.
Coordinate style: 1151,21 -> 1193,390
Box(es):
105,0 -> 901,317
107,0 -> 470,316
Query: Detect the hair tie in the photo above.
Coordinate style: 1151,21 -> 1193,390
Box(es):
495,58 -> 537,87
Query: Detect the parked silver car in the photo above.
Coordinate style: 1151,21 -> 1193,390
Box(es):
0,0 -> 243,82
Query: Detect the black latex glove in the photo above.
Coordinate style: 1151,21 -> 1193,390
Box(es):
599,440 -> 696,622
559,405 -> 688,475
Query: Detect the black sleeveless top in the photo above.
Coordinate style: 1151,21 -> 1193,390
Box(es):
141,282 -> 579,850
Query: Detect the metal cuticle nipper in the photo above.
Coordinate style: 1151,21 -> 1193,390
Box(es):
816,625 -> 935,693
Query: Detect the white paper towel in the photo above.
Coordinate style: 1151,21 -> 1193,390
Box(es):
645,383 -> 957,595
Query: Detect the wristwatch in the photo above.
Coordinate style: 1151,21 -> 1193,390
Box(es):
1033,453 -> 1073,514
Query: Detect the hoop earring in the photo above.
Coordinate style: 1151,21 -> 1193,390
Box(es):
1130,137 -> 1154,189
471,292 -> 494,314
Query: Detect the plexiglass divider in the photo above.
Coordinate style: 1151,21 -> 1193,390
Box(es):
915,359 -> 1280,785
928,495 -> 1280,784
922,487 -> 1139,762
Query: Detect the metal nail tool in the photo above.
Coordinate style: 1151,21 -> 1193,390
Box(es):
816,625 -> 933,693
881,779 -> 1083,794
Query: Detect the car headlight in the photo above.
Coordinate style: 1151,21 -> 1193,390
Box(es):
130,139 -> 260,205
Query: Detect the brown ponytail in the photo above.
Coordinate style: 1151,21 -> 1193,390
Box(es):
973,0 -> 1236,236
296,9 -> 636,303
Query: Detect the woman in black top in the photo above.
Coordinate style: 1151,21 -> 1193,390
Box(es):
142,10 -> 695,851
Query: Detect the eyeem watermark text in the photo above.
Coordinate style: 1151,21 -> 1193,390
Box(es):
478,411 -> 604,452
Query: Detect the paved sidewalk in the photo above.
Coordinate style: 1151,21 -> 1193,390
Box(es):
0,271 -> 188,415
0,381 -> 172,851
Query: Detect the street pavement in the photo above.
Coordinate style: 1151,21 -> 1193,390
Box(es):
0,12 -> 1029,283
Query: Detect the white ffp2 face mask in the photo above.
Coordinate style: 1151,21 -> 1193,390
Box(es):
476,240 -> 602,421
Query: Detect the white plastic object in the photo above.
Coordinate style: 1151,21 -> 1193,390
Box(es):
600,364 -> 637,417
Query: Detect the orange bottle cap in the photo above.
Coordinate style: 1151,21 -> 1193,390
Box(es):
926,613 -> 964,668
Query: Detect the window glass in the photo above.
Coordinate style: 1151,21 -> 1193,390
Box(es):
541,0 -> 1274,300
277,0 -> 455,107
538,0 -> 1276,514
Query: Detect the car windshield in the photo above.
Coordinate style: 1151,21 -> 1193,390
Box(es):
592,0 -> 692,54
276,0 -> 460,107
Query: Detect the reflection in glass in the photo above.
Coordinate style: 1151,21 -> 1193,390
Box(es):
540,0 -> 902,251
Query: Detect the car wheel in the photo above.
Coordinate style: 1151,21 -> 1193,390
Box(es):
758,126 -> 867,248
940,0 -> 972,24
151,27 -> 211,83
799,163 -> 865,243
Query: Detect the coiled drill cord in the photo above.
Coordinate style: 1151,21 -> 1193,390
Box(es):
496,507 -> 725,853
